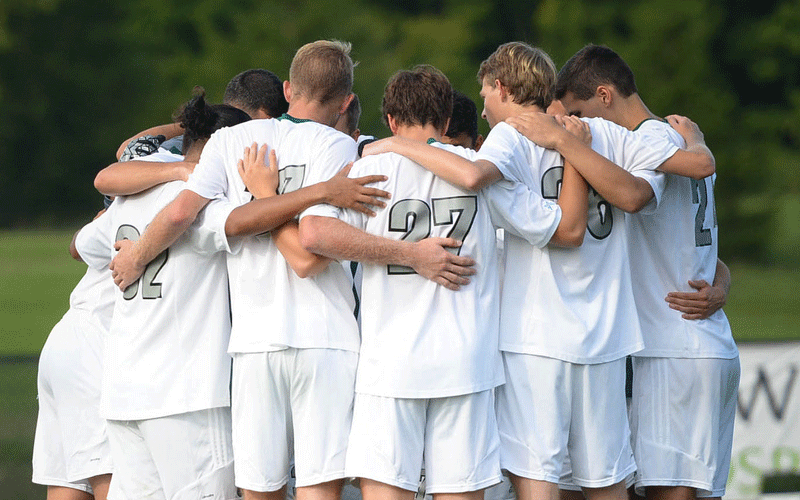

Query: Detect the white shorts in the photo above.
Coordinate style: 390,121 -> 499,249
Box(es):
346,390 -> 502,494
497,353 -> 635,488
106,407 -> 235,500
231,348 -> 358,492
630,356 -> 740,497
32,309 -> 112,492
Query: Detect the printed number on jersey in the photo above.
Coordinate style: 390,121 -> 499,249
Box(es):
115,225 -> 168,300
691,177 -> 716,247
387,196 -> 478,275
541,166 -> 612,239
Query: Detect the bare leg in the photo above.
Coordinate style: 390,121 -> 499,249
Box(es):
360,478 -> 415,500
433,490 -> 485,500
243,484 -> 288,500
297,479 -> 345,500
561,488 -> 585,500
45,486 -> 93,500
644,486 -> 696,500
510,473 -> 559,500
582,480 -> 628,500
87,473 -> 112,500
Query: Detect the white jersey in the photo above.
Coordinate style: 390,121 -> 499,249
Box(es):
68,266 -> 116,332
185,115 -> 359,354
477,119 -> 676,364
628,119 -> 737,359
75,180 -> 235,420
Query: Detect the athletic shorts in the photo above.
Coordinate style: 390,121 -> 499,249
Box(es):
497,353 -> 635,488
32,309 -> 112,493
231,348 -> 358,492
345,390 -> 502,494
106,407 -> 235,500
630,356 -> 740,497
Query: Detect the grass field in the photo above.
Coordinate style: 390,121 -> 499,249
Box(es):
0,229 -> 798,499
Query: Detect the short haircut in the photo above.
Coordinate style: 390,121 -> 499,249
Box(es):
224,69 -> 288,118
382,65 -> 452,132
341,93 -> 362,135
555,44 -> 638,101
445,90 -> 479,147
477,42 -> 556,109
176,88 -> 251,155
289,40 -> 354,104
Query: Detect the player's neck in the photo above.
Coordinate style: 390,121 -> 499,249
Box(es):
286,99 -> 340,128
616,94 -> 659,131
508,103 -> 544,119
393,123 -> 443,143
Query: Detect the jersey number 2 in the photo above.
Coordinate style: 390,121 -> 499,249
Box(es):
386,196 -> 478,275
115,225 -> 168,300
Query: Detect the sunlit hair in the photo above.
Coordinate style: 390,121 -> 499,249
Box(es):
555,44 -> 638,101
478,41 -> 556,109
382,65 -> 453,132
289,40 -> 354,104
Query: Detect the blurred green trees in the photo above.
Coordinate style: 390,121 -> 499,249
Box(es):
1,0 -> 797,264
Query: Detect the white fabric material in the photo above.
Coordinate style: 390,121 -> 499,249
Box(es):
308,142 -> 518,398
230,349 -> 357,491
106,407 -> 235,500
67,266 -> 116,331
32,308 -> 112,488
345,391 -> 502,493
184,116 -> 359,354
497,353 -> 635,487
75,180 -> 235,420
629,120 -> 737,359
630,356 -> 740,497
477,119 -> 674,363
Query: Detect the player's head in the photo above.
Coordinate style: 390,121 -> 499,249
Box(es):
176,88 -> 251,156
443,90 -> 483,150
555,44 -> 638,119
477,42 -> 557,128
286,40 -> 355,125
334,93 -> 362,140
224,69 -> 288,119
381,64 -> 452,136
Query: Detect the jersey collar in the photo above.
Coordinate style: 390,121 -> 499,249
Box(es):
278,113 -> 312,124
632,117 -> 667,131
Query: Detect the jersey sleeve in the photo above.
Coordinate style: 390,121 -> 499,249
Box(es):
74,204 -> 116,270
482,179 -> 562,248
476,122 -> 525,182
185,197 -> 240,255
185,130 -> 229,200
299,132 -> 358,221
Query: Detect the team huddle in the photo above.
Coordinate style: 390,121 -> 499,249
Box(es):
32,39 -> 740,500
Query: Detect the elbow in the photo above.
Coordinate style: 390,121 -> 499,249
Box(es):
692,156 -> 715,180
94,168 -> 114,196
166,202 -> 198,229
560,226 -> 585,247
291,257 -> 326,279
298,217 -> 322,254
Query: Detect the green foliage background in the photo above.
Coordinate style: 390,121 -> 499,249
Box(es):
1,0 -> 798,264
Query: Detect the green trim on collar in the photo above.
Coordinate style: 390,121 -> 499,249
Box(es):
632,117 -> 667,131
426,138 -> 439,145
278,113 -> 312,124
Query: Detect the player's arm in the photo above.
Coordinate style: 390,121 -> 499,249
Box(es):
549,160 -> 588,247
69,208 -> 108,261
299,216 -> 476,291
362,136 -> 502,190
507,112 -> 656,213
658,115 -> 715,179
225,144 -> 390,236
115,123 -> 183,160
110,190 -> 209,289
665,258 -> 730,319
95,160 -> 195,196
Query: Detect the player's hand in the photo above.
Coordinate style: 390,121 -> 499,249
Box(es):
409,237 -> 477,291
110,239 -> 145,291
321,164 -> 390,217
238,142 -> 278,199
506,112 -> 566,150
665,279 -> 726,320
177,161 -> 197,182
558,115 -> 592,146
665,115 -> 706,146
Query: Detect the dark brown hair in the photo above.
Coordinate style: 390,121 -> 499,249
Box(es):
382,65 -> 452,131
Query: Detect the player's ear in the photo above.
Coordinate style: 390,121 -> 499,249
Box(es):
338,93 -> 354,115
596,85 -> 613,107
386,114 -> 399,135
474,134 -> 484,152
441,117 -> 451,136
496,79 -> 510,101
283,80 -> 292,103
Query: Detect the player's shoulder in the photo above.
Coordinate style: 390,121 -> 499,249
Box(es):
634,118 -> 686,148
431,139 -> 479,161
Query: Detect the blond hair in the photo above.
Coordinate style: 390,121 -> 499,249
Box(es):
477,42 -> 556,109
289,40 -> 354,104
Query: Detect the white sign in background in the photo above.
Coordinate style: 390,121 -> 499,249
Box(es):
728,342 -> 800,499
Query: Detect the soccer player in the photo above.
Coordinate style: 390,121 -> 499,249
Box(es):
107,41 -> 469,500
298,64 -> 587,500
361,42 -> 691,500
442,90 -> 484,150
548,44 -> 739,500
334,92 -> 363,141
73,94 -> 251,500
